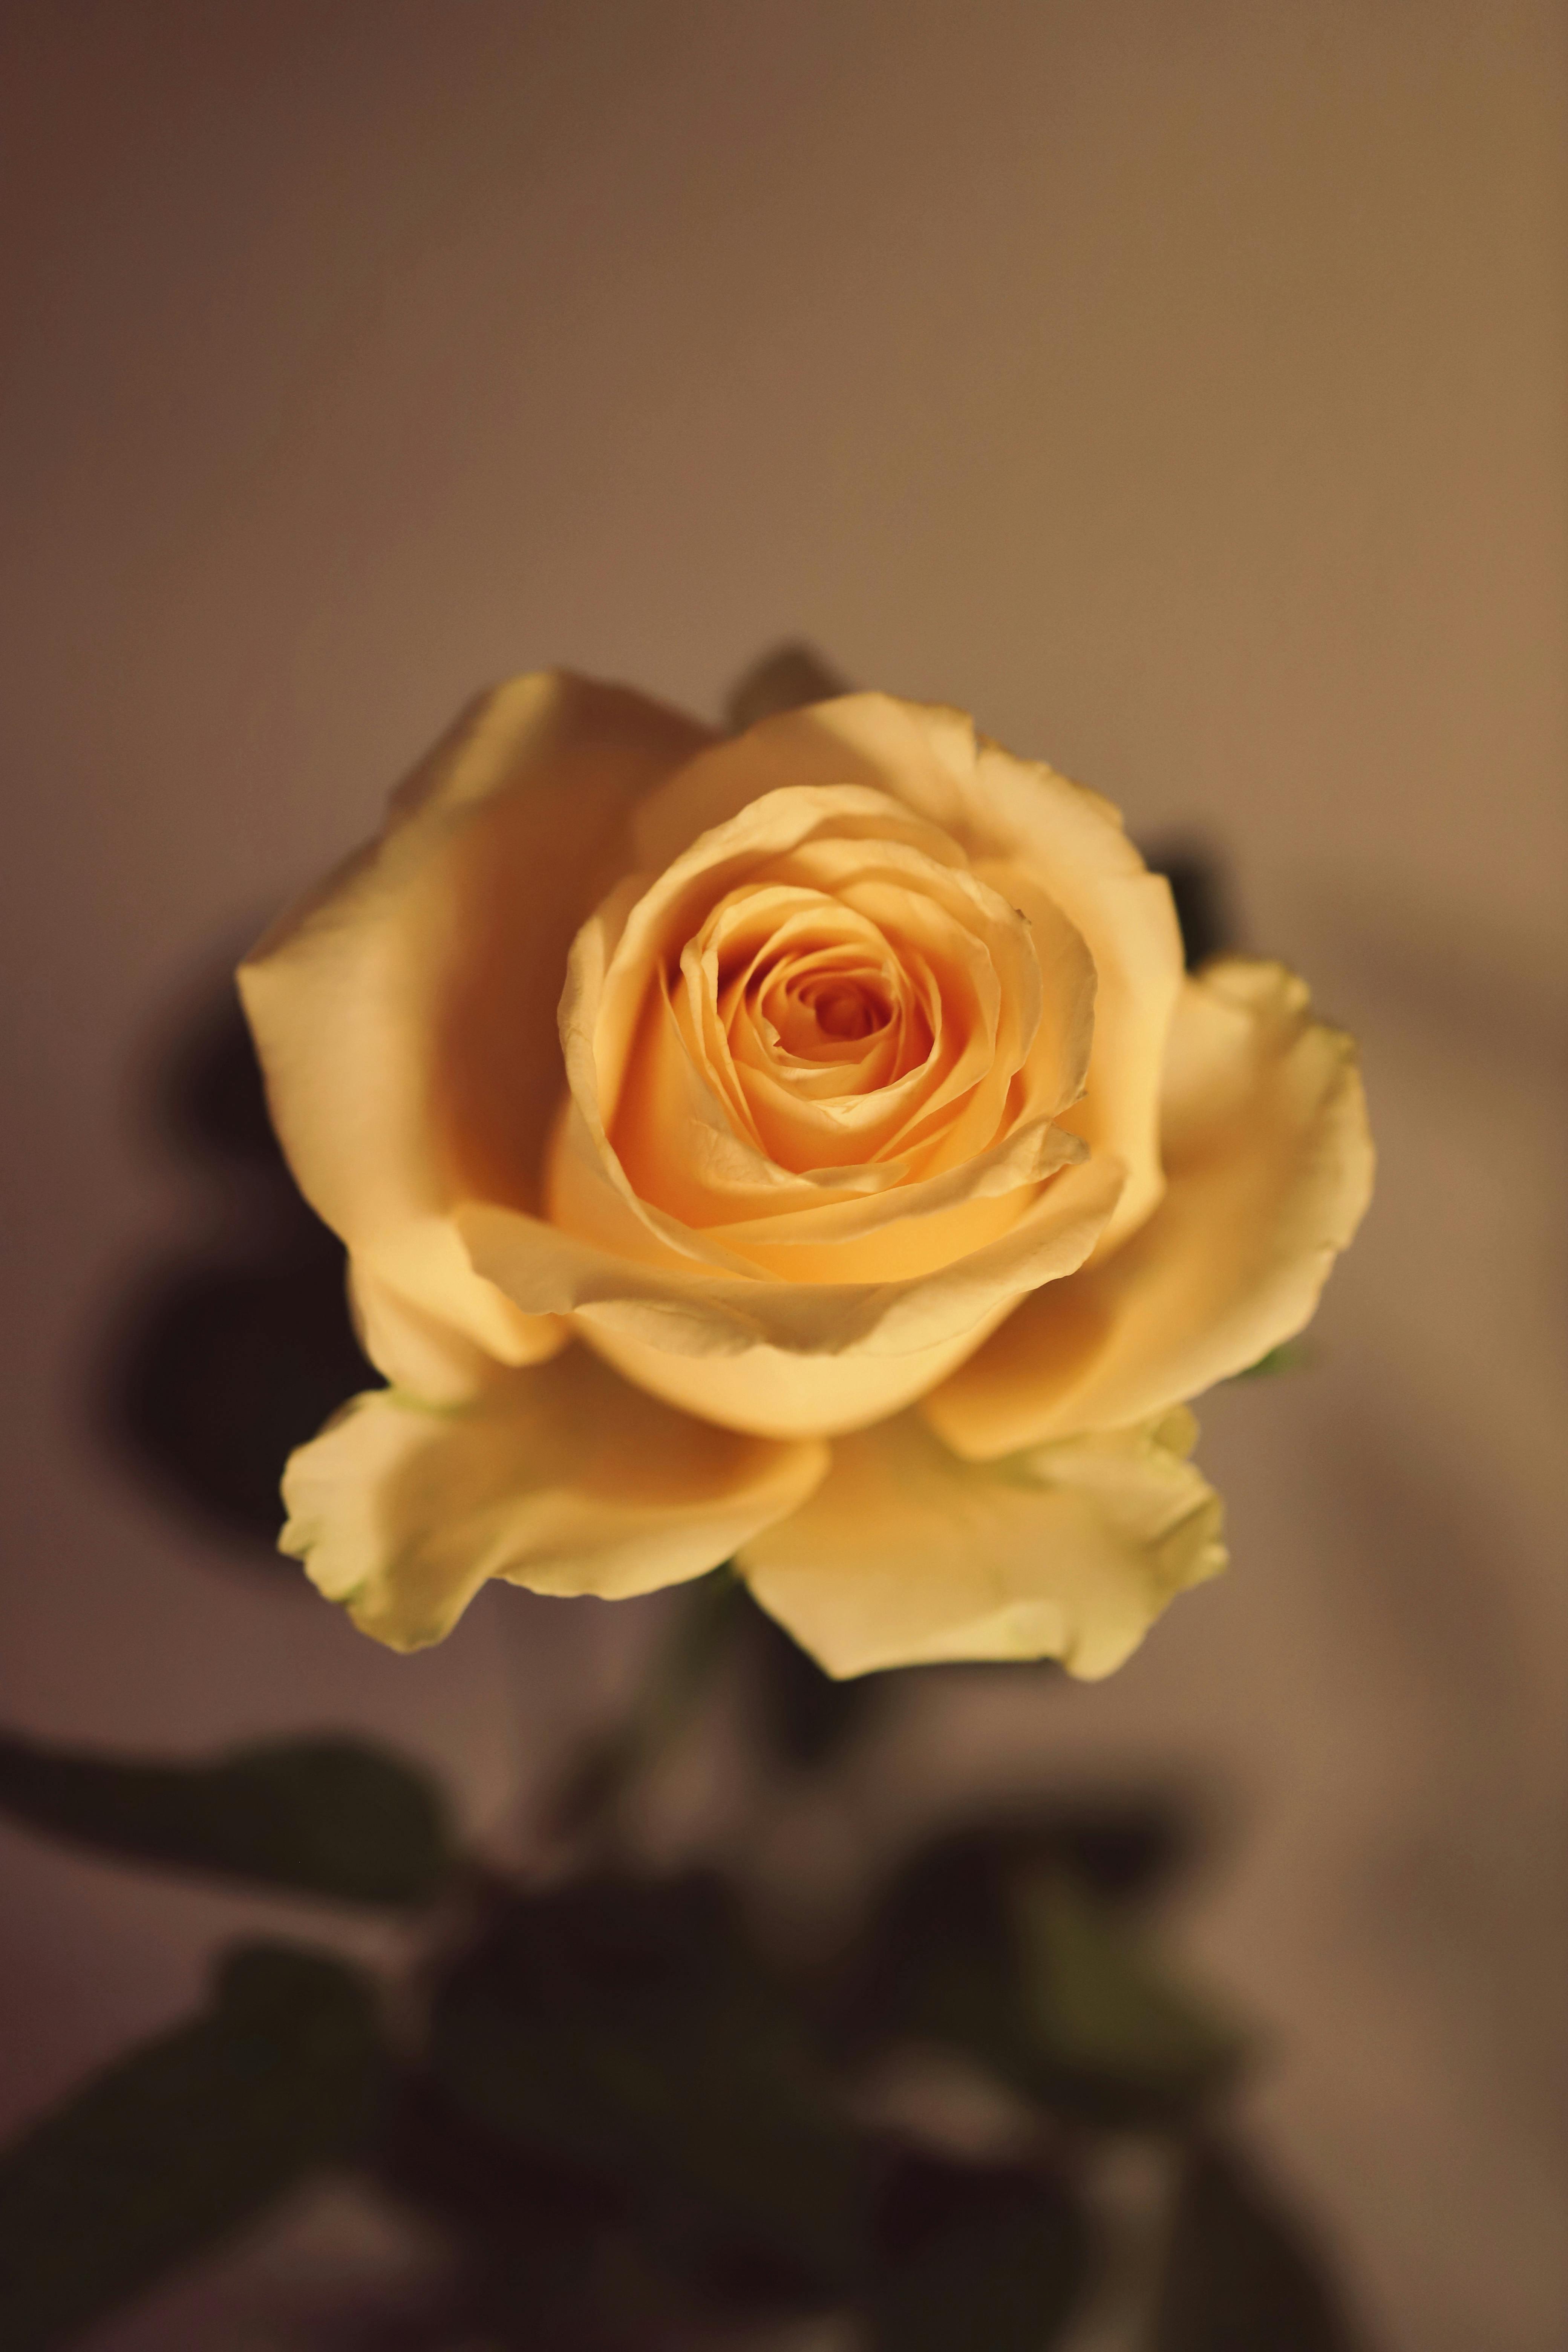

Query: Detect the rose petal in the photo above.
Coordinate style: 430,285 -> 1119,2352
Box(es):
922,959 -> 1375,1458
279,1346 -> 828,1652
551,776 -> 1105,1304
239,673 -> 708,1387
461,1152 -> 1125,1438
631,693 -> 1182,1255
594,784 -> 1033,1139
736,1407 -> 1225,1680
696,1118 -> 1086,1278
347,1260 -> 560,1404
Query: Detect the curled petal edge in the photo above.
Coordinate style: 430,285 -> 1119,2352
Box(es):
279,1346 -> 829,1652
456,1156 -> 1125,1437
735,1406 -> 1226,1681
459,1155 -> 1125,1364
922,959 -> 1375,1459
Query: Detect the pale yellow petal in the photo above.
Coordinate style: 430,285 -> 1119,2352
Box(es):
922,960 -> 1375,1459
736,1408 -> 1225,1680
239,672 -> 707,1381
348,1261 -> 567,1401
279,1346 -> 828,1652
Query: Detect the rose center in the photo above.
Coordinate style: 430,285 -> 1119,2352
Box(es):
803,977 -> 888,1042
757,952 -> 909,1072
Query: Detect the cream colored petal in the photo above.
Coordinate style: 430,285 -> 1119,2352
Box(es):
239,672 -> 708,1381
737,1406 -> 1225,1680
922,959 -> 1375,1459
280,1345 -> 828,1652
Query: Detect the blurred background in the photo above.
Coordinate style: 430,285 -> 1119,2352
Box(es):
1,3 -> 1564,2346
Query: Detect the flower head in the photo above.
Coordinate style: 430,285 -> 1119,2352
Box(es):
241,676 -> 1371,1677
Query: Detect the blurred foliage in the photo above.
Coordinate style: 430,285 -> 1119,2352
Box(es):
1015,1871 -> 1243,2127
545,1567 -> 752,1841
0,1943 -> 385,2352
744,1595 -> 890,1769
425,1872 -> 865,2300
865,2147 -> 1086,2352
834,1808 -> 1240,2130
0,1732 -> 455,1906
723,641 -> 850,732
1153,2140 -> 1367,2351
0,1576 -> 1371,2350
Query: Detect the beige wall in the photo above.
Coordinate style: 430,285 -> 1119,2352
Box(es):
1,5 -> 1564,2346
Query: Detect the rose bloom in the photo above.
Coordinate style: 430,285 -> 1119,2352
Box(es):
240,677 -> 1372,1678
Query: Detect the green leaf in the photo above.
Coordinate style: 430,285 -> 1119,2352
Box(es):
427,1873 -> 866,2295
0,1731 -> 455,1905
839,1826 -> 1238,2130
372,2078 -> 629,2321
1016,1873 -> 1242,2128
866,2151 -> 1087,2351
0,1941 -> 386,2352
1153,2141 -> 1365,2351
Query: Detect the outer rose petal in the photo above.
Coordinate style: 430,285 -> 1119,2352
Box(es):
280,1346 -> 828,1652
735,1407 -> 1225,1680
239,672 -> 712,1394
922,959 -> 1375,1460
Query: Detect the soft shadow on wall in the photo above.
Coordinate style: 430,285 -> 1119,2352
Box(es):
96,969 -> 372,1566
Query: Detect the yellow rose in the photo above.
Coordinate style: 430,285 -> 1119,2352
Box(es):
240,676 -> 1372,1677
